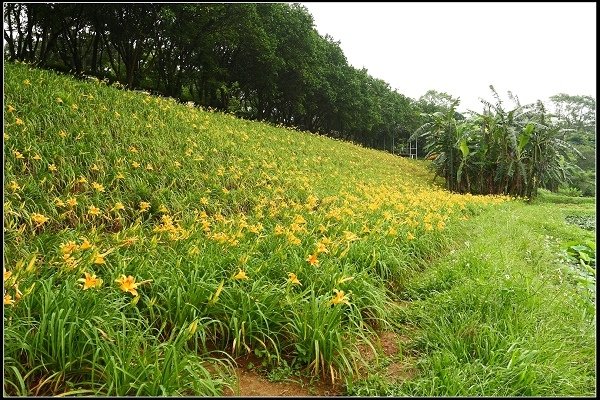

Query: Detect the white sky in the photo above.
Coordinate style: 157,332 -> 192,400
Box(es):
301,2 -> 596,113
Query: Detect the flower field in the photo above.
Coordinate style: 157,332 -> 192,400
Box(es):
2,62 -> 514,396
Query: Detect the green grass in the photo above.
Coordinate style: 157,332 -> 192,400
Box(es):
346,200 -> 596,396
3,61 -> 596,396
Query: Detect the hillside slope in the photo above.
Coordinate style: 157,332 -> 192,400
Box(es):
4,62 -> 510,396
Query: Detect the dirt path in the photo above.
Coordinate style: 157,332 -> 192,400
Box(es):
222,354 -> 342,397
222,331 -> 418,396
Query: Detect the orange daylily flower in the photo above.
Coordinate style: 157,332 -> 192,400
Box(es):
78,272 -> 103,290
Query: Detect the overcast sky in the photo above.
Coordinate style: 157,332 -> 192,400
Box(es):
301,2 -> 596,113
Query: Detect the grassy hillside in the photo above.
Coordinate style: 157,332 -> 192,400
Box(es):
3,62 -> 595,396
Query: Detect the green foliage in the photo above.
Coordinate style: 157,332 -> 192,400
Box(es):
414,86 -> 585,198
389,201 -> 596,396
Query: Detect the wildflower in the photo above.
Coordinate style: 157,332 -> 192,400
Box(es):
145,163 -> 153,171
437,221 -> 446,230
274,225 -> 285,235
173,161 -> 181,168
112,202 -> 125,212
306,253 -> 319,267
93,254 -> 106,264
13,150 -> 24,159
200,197 -> 209,205
115,172 -> 125,179
60,241 -> 79,254
287,233 -> 301,246
54,197 -> 66,207
78,272 -> 103,290
33,153 -> 42,160
8,180 -> 20,192
23,79 -> 31,85
56,97 -> 63,104
344,231 -> 359,242
407,232 -> 415,241
14,284 -> 23,301
88,205 -> 101,216
128,146 -> 138,153
115,275 -> 140,296
159,204 -> 169,213
132,161 -> 140,169
7,104 -> 15,112
4,293 -> 15,306
48,163 -> 57,172
90,164 -> 100,171
15,118 -> 24,126
58,130 -> 67,138
80,238 -> 92,251
71,103 -> 78,111
4,268 -> 12,282
62,253 -> 77,269
31,213 -> 49,225
91,182 -> 105,192
316,242 -> 329,254
64,197 -> 78,208
233,269 -> 249,280
287,272 -> 301,286
139,202 -> 150,212
330,289 -> 350,305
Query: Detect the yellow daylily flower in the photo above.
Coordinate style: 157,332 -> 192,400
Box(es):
78,272 -> 103,290
306,253 -> 319,267
88,205 -> 101,216
31,213 -> 49,225
233,269 -> 249,280
60,241 -> 79,254
330,289 -> 350,306
79,238 -> 93,251
287,272 -> 301,286
66,197 -> 78,208
91,182 -> 105,192
115,275 -> 150,296
4,293 -> 15,306
139,202 -> 151,212
8,180 -> 20,192
115,275 -> 139,296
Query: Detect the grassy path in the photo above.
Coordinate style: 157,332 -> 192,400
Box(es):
346,198 -> 596,396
